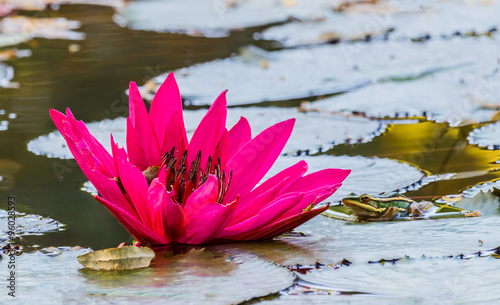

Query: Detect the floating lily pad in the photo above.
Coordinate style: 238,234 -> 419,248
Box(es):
261,0 -> 500,47
0,209 -> 64,241
115,0 -> 339,38
28,106 -> 386,158
0,16 -> 85,48
289,257 -> 500,303
468,121 -> 500,149
143,46 -> 375,106
77,246 -> 155,270
310,39 -> 500,125
389,0 -> 500,40
0,248 -> 294,304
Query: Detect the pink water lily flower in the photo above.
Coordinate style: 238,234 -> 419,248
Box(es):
50,73 -> 350,246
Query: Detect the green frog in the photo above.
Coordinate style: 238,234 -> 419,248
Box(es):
342,194 -> 434,221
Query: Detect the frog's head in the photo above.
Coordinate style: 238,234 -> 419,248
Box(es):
342,194 -> 386,218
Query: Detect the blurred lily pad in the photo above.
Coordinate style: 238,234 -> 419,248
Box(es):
115,0 -> 338,37
143,39 -> 480,106
28,106 -> 386,158
261,0 -> 500,47
0,16 -> 85,48
77,246 -> 155,270
143,45 -> 374,106
311,38 -> 500,125
260,16 -> 391,47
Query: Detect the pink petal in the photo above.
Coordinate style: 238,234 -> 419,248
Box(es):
149,73 -> 184,149
95,195 -> 169,245
228,177 -> 290,226
235,160 -> 308,212
114,145 -> 153,229
212,129 -> 228,171
180,199 -> 237,244
227,116 -> 251,160
54,117 -> 136,217
50,109 -> 116,177
149,178 -> 184,241
183,174 -> 219,220
126,117 -> 150,171
218,204 -> 329,241
128,82 -> 161,165
163,196 -> 184,242
278,185 -> 340,220
255,204 -> 330,240
187,90 -> 227,172
217,193 -> 303,240
161,109 -> 188,156
223,119 -> 295,204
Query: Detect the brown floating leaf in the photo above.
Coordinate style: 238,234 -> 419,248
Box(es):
77,246 -> 155,270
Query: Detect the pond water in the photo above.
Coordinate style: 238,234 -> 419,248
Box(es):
1,1 -> 500,304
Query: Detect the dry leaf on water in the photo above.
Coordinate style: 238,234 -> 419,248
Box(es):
77,246 -> 155,271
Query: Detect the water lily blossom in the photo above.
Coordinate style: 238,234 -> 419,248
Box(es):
50,73 -> 350,246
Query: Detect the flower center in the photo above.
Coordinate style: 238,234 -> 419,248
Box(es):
143,148 -> 232,206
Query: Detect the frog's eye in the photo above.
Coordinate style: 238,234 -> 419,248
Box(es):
361,194 -> 370,203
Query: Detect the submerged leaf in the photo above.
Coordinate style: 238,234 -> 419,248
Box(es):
77,246 -> 155,270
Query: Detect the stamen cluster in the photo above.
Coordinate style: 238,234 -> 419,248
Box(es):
144,147 -> 232,206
